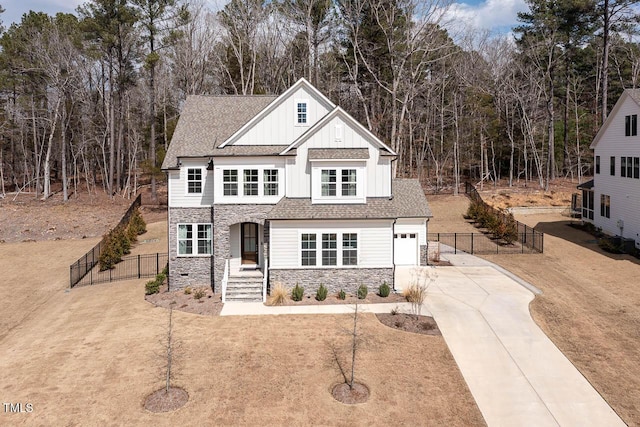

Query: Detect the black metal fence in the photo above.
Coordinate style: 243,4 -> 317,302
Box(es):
71,252 -> 168,287
464,182 -> 544,253
431,232 -> 543,255
69,194 -> 142,287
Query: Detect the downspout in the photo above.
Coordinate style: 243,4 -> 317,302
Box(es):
392,217 -> 397,292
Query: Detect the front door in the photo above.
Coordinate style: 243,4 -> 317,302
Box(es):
241,223 -> 259,265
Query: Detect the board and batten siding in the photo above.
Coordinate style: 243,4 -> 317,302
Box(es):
168,158 -> 214,207
269,219 -> 394,269
232,86 -> 330,145
285,115 -> 391,198
593,95 -> 640,245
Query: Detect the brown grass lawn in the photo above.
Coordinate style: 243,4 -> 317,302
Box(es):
0,223 -> 484,425
428,193 -> 640,426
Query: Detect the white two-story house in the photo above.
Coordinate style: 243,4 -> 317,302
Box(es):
161,79 -> 432,301
580,89 -> 640,250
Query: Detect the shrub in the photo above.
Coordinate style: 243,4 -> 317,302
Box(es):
316,284 -> 328,301
145,279 -> 160,295
390,306 -> 399,315
128,208 -> 147,238
98,236 -> 120,271
378,282 -> 390,297
403,284 -> 426,303
357,284 -> 368,299
338,289 -> 346,300
291,283 -> 304,302
267,283 -> 288,306
193,288 -> 206,299
184,287 -> 192,295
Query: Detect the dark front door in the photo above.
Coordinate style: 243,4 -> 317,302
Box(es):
241,223 -> 258,264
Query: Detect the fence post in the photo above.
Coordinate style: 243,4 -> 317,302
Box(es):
138,255 -> 141,279
90,265 -> 93,286
471,233 -> 474,254
156,253 -> 160,274
454,233 -> 457,254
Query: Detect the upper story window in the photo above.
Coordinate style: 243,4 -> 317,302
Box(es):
342,170 -> 357,196
264,169 -> 279,196
321,170 -> 337,196
223,170 -> 238,196
187,168 -> 202,194
610,156 -> 615,176
296,100 -> 308,125
625,114 -> 637,136
313,164 -> 365,204
243,169 -> 258,196
595,156 -> 600,174
621,156 -> 632,177
635,157 -> 640,179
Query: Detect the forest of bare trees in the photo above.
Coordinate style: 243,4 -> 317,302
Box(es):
0,0 -> 639,201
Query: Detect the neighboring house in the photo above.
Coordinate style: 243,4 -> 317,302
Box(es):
580,89 -> 640,250
161,78 -> 432,302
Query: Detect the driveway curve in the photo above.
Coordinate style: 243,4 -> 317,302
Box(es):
396,258 -> 624,427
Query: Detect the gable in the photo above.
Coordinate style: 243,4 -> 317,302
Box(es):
591,90 -> 640,150
220,78 -> 335,147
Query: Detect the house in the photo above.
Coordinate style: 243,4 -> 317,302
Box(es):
580,89 -> 640,249
161,78 -> 432,302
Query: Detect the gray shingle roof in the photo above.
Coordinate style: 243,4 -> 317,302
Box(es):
308,148 -> 370,160
162,95 -> 277,169
267,179 -> 432,220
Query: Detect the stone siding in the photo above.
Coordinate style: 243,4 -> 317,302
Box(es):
268,268 -> 394,295
168,207 -> 213,290
420,245 -> 428,266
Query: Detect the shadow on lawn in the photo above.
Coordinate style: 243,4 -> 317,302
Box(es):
531,218 -> 640,265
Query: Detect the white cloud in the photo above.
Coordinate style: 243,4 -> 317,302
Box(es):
445,0 -> 528,34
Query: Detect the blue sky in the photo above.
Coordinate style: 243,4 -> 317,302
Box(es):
2,0 -> 528,35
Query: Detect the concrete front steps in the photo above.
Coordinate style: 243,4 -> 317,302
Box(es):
225,268 -> 264,302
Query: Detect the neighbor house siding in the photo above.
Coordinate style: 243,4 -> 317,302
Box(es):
168,158 -> 214,207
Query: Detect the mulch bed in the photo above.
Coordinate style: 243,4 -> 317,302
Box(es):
376,313 -> 441,336
145,286 -> 223,316
275,292 -> 406,306
144,387 -> 188,412
331,382 -> 370,404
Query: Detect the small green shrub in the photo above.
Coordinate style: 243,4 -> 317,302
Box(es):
378,282 -> 391,297
291,283 -> 304,301
145,279 -> 160,295
357,284 -> 368,300
193,288 -> 206,299
316,284 -> 328,301
338,289 -> 346,300
128,208 -> 147,239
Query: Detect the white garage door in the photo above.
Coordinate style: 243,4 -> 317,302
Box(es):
394,233 -> 418,265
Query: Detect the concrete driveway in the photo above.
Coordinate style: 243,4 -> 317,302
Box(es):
396,257 -> 624,427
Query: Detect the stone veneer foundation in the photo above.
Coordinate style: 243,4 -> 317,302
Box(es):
268,268 -> 394,295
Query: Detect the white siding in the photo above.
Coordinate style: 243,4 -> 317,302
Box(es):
233,87 -> 330,145
269,220 -> 393,269
168,158 -> 214,207
593,95 -> 640,247
286,115 -> 391,198
213,156 -> 285,204
394,219 -> 427,245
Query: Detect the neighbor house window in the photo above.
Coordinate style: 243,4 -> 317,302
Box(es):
243,169 -> 258,196
621,157 -> 627,177
341,169 -> 357,196
297,102 -> 307,124
223,170 -> 238,196
635,157 -> 640,179
625,114 -> 638,136
264,169 -> 279,196
582,190 -> 594,220
595,156 -> 600,174
178,224 -> 212,255
301,234 -> 316,266
321,170 -> 337,196
187,168 -> 202,194
322,233 -> 337,266
627,156 -> 633,178
342,233 -> 358,265
600,194 -> 610,218
610,156 -> 615,176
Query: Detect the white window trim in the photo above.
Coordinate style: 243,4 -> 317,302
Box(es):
218,167 -> 282,202
222,169 -> 239,196
177,223 -> 212,257
295,98 -> 309,126
298,230 -> 359,268
311,163 -> 366,204
185,167 -> 205,195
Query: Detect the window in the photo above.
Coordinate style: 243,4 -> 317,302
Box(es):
635,157 -> 640,179
187,168 -> 202,194
622,157 -> 627,177
595,156 -> 600,174
301,234 -> 316,266
297,102 -> 307,124
321,170 -> 337,196
243,169 -> 258,196
223,170 -> 238,196
610,156 -> 615,176
341,169 -> 357,196
625,114 -> 638,136
628,156 -> 633,178
322,233 -> 337,266
342,233 -> 358,266
178,224 -> 212,255
600,194 -> 611,218
264,169 -> 279,196
582,190 -> 594,220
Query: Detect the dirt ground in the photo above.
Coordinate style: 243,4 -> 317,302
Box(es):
428,190 -> 640,426
0,195 -> 484,425
474,177 -> 577,210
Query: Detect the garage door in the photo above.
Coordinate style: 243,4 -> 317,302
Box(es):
394,233 -> 418,265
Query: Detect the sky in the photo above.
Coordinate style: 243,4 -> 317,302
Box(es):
2,0 -> 529,36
